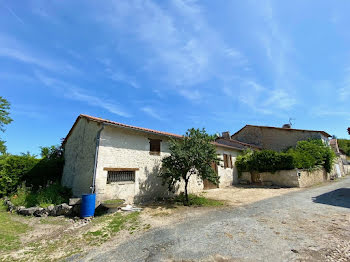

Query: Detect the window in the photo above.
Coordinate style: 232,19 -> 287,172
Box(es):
223,154 -> 233,168
107,170 -> 135,183
149,139 -> 161,155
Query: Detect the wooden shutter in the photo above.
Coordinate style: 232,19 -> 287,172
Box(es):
223,154 -> 228,168
149,139 -> 161,155
229,155 -> 233,168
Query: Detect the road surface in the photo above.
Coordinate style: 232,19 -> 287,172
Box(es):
77,177 -> 350,262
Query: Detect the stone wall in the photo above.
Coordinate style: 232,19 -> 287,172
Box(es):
232,126 -> 327,151
241,168 -> 329,188
62,118 -> 101,197
94,125 -> 241,204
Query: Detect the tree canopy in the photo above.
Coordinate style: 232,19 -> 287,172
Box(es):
161,128 -> 219,205
0,96 -> 13,154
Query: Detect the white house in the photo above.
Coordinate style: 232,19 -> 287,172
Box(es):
61,114 -> 254,204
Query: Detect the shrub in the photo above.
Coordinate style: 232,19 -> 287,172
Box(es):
236,139 -> 336,173
0,145 -> 64,197
9,182 -> 71,208
338,139 -> 350,156
0,154 -> 39,197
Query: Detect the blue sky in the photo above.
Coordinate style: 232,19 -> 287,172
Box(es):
1,0 -> 350,154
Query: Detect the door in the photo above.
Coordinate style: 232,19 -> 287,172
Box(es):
203,162 -> 219,189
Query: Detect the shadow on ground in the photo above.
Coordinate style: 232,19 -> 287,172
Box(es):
312,188 -> 350,208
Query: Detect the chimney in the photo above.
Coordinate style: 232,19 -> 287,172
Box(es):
222,131 -> 230,139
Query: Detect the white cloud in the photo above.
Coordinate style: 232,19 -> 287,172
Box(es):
141,106 -> 164,120
35,72 -> 131,118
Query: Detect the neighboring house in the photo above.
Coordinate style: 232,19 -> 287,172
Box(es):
231,125 -> 331,151
61,114 -> 254,204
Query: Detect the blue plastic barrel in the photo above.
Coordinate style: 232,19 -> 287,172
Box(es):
80,194 -> 96,218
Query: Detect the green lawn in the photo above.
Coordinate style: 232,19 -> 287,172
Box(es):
0,202 -> 30,252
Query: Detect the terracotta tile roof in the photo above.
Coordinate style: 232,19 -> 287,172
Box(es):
215,137 -> 262,150
63,114 -> 244,151
231,125 -> 331,138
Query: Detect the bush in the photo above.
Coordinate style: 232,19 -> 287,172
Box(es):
0,154 -> 39,197
9,182 -> 71,208
0,145 -> 64,197
236,139 -> 336,173
338,139 -> 350,156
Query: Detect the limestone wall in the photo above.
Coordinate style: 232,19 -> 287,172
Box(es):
241,168 -> 329,188
61,118 -> 101,197
95,125 -> 241,204
232,126 -> 327,151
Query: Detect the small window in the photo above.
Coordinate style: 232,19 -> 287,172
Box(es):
107,170 -> 135,183
149,139 -> 161,155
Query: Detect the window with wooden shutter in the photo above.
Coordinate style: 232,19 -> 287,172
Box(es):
149,139 -> 161,155
229,155 -> 233,168
223,154 -> 228,168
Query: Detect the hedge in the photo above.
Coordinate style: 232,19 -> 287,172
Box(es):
0,146 -> 64,197
236,139 -> 336,174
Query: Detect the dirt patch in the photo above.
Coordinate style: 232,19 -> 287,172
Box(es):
202,185 -> 301,206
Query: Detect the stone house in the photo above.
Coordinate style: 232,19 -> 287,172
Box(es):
61,114 -> 255,204
231,125 -> 331,152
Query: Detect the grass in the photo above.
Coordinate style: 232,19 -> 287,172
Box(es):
84,211 -> 141,245
174,193 -> 224,207
0,202 -> 30,252
9,182 -> 71,208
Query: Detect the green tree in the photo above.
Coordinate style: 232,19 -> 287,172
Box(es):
0,96 -> 13,154
161,128 -> 220,205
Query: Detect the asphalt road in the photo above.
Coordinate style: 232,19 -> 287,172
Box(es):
79,177 -> 350,262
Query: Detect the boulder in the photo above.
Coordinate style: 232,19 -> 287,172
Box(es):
72,204 -> 80,216
69,198 -> 81,206
34,208 -> 48,217
47,205 -> 56,216
18,207 -> 39,216
55,203 -> 72,216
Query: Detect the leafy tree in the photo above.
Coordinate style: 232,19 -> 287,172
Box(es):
0,96 -> 13,154
161,128 -> 220,205
348,127 -> 350,135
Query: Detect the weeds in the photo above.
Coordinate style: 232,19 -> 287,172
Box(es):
9,182 -> 71,208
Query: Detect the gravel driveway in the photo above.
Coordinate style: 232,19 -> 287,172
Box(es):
79,177 -> 350,262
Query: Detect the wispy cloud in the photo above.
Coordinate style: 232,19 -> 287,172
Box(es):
2,2 -> 25,25
35,72 -> 131,118
238,80 -> 296,115
0,34 -> 80,74
141,106 -> 164,120
96,0 -> 247,99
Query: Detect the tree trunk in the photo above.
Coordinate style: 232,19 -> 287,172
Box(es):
184,178 -> 189,206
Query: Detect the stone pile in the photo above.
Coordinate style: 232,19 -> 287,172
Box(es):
3,198 -> 79,217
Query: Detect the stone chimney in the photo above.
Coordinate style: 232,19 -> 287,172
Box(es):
222,131 -> 230,139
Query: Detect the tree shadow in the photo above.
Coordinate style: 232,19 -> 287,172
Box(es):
312,188 -> 350,209
134,160 -> 179,209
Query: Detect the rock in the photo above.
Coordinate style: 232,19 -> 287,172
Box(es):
72,204 -> 80,216
240,180 -> 250,185
34,208 -> 48,217
55,203 -> 72,216
18,207 -> 39,216
5,200 -> 16,212
47,205 -> 56,216
263,181 -> 273,186
69,198 -> 81,206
